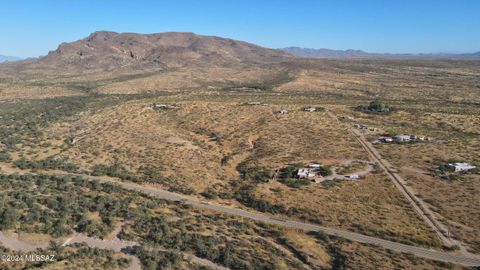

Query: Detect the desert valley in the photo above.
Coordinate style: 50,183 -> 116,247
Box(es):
0,31 -> 479,270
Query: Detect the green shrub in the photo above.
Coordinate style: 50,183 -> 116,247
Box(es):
318,166 -> 333,176
91,163 -> 136,181
13,157 -> 79,172
356,100 -> 393,114
236,161 -> 273,183
282,178 -> 310,188
0,151 -> 11,162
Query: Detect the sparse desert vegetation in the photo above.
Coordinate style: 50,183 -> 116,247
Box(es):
0,30 -> 479,269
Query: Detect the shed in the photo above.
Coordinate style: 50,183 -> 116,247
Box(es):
448,163 -> 476,172
394,135 -> 411,142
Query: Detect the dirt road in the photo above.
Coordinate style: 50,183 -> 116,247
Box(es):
326,111 -> 477,259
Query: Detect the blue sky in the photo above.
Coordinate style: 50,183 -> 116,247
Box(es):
1,0 -> 479,58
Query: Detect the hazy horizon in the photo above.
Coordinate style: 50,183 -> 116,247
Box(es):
1,0 -> 480,58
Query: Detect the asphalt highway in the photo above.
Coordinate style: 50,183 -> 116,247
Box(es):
1,164 -> 479,266
97,177 -> 480,267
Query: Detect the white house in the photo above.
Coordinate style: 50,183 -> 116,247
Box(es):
304,107 -> 316,112
379,136 -> 393,143
345,174 -> 360,180
152,103 -> 175,109
277,109 -> 288,114
448,163 -> 476,172
414,135 -> 427,141
297,168 -> 317,178
153,103 -> 168,108
394,134 -> 411,142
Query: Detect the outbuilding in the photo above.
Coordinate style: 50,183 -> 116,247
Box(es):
379,136 -> 393,143
345,174 -> 360,180
297,168 -> 317,178
394,134 -> 411,142
152,103 -> 176,110
448,163 -> 476,172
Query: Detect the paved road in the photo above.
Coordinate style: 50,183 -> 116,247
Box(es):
2,168 -> 480,266
91,178 -> 480,267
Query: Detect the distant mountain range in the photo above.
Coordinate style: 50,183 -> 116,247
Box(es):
282,47 -> 480,59
0,55 -> 22,63
3,32 -> 479,73
32,31 -> 290,70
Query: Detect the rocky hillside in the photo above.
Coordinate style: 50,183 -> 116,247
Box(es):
37,31 -> 290,70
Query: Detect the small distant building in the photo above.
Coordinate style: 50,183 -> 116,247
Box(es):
448,163 -> 476,172
296,164 -> 326,183
276,109 -> 288,114
304,107 -> 316,112
379,136 -> 393,143
354,124 -> 369,129
308,163 -> 321,168
297,168 -> 317,178
247,102 -> 261,106
152,103 -> 176,110
394,134 -> 411,142
345,174 -> 360,180
414,135 -> 427,141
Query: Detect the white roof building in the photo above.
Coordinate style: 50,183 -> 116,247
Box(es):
379,136 -> 393,142
448,163 -> 476,172
308,163 -> 321,168
297,168 -> 317,178
305,107 -> 316,112
152,103 -> 175,109
394,134 -> 411,142
415,135 -> 426,141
